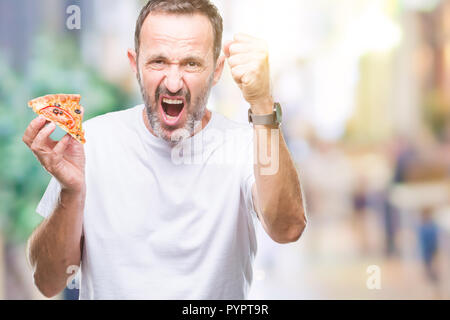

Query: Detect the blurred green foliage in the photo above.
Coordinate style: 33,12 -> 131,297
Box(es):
423,89 -> 450,141
0,33 -> 133,243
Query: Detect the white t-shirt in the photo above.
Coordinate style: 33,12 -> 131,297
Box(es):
36,104 -> 259,299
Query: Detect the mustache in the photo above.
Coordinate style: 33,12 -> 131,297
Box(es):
155,85 -> 191,105
136,71 -> 191,106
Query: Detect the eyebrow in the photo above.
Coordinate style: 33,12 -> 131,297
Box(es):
145,55 -> 166,63
181,56 -> 204,63
145,54 -> 205,64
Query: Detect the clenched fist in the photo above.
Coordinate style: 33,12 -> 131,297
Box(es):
223,33 -> 273,114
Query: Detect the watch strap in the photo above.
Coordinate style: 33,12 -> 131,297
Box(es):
248,108 -> 276,125
248,103 -> 281,127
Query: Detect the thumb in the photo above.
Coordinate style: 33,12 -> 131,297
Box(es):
53,134 -> 71,155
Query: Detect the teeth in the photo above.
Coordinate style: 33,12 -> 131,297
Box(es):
162,98 -> 183,104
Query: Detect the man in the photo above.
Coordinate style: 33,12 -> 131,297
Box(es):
22,0 -> 306,299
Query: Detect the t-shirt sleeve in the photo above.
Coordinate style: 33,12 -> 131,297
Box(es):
241,132 -> 258,219
36,176 -> 62,218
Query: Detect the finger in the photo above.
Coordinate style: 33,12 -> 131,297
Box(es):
241,69 -> 257,86
227,53 -> 256,68
222,40 -> 233,57
232,63 -> 260,86
227,42 -> 254,56
23,115 -> 47,146
53,134 -> 71,155
31,122 -> 57,152
230,64 -> 247,84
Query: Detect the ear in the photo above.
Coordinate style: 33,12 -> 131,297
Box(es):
127,48 -> 138,75
212,54 -> 225,86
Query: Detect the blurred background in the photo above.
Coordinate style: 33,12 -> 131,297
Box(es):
0,0 -> 449,299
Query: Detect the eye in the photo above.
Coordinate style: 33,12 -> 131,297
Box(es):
148,59 -> 166,70
185,61 -> 202,71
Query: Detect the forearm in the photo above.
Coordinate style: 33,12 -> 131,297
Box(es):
253,125 -> 306,242
224,32 -> 306,242
27,187 -> 85,297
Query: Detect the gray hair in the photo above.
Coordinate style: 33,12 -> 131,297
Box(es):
134,0 -> 223,62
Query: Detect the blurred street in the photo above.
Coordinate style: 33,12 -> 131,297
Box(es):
250,210 -> 450,299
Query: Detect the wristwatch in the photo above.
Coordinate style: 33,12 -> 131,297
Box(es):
248,102 -> 282,127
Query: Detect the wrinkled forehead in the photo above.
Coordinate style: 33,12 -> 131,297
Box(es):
138,12 -> 215,60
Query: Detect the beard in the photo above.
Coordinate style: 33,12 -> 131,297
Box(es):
137,71 -> 214,144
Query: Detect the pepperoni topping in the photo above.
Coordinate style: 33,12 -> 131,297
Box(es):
40,105 -> 75,129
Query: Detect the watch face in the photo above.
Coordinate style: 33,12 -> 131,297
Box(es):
275,103 -> 282,124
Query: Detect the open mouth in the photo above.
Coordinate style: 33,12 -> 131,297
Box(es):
160,96 -> 185,125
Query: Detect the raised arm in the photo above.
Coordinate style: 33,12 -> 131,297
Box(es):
23,116 -> 86,297
224,34 -> 307,243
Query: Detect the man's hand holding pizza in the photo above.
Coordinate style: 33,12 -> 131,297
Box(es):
22,116 -> 86,193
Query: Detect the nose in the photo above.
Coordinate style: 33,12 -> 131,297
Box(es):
163,64 -> 184,94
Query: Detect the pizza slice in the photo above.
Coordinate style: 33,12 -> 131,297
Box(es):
28,94 -> 86,144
